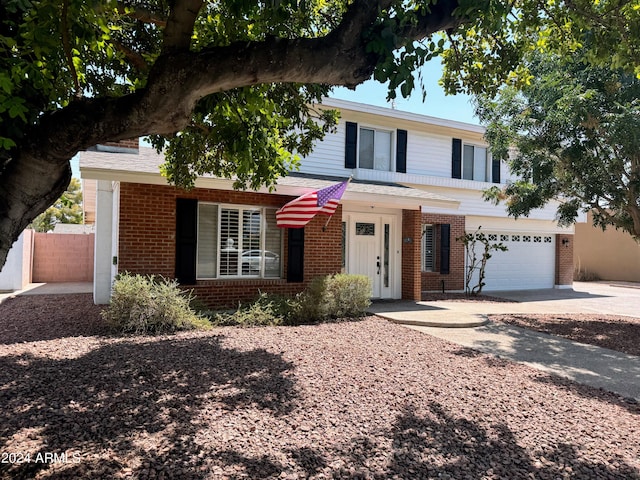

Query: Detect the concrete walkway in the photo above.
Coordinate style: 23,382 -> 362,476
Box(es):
0,282 -> 93,304
369,282 -> 640,401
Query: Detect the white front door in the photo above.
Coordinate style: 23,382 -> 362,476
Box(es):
349,215 -> 394,298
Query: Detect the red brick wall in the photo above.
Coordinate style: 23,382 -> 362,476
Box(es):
555,234 -> 574,286
32,233 -> 94,282
420,213 -> 465,292
118,183 -> 342,307
402,210 -> 422,301
100,139 -> 139,150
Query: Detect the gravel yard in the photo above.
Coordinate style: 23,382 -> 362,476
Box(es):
0,294 -> 639,479
490,313 -> 640,357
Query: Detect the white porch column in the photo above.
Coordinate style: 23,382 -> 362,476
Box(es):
93,180 -> 114,304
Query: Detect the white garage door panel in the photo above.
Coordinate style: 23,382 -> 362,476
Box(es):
470,233 -> 555,291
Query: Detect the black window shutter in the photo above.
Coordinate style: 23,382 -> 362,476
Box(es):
175,198 -> 198,285
451,138 -> 462,179
440,224 -> 450,275
287,227 -> 304,282
492,157 -> 501,183
396,129 -> 407,173
345,121 -> 357,168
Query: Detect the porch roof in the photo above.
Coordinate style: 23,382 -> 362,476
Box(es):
80,148 -> 459,210
279,174 -> 458,210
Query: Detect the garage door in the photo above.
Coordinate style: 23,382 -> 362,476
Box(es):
468,232 -> 555,291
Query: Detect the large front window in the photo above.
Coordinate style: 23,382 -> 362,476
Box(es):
197,204 -> 282,279
359,127 -> 392,171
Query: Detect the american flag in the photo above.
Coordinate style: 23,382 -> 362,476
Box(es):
276,180 -> 349,228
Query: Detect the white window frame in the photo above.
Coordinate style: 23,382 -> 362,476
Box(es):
358,126 -> 394,172
196,203 -> 282,280
462,143 -> 491,182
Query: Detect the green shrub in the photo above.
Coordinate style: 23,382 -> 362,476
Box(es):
328,273 -> 372,318
209,292 -> 290,327
292,273 -> 371,323
102,273 -> 210,334
206,275 -> 371,328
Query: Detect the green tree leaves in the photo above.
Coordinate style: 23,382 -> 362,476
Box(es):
149,84 -> 339,190
477,53 -> 640,240
29,178 -> 83,232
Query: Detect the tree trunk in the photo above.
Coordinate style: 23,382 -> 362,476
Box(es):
0,152 -> 71,268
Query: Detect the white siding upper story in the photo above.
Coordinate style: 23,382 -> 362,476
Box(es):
293,98 -> 562,224
300,98 -> 513,190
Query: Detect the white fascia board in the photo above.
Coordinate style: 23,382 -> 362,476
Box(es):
82,166 -> 459,210
342,192 -> 459,210
465,216 -> 575,234
321,97 -> 485,134
81,166 -> 239,191
81,167 -> 167,185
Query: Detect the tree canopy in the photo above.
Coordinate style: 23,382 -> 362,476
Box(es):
1,0 -> 640,267
477,53 -> 640,241
29,177 -> 83,232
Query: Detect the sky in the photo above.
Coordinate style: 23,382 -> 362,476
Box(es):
330,58 -> 479,125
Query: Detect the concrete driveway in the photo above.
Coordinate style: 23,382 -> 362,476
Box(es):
368,281 -> 640,327
486,281 -> 640,317
370,282 -> 640,401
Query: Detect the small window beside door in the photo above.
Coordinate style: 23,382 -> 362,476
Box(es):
422,224 -> 435,272
422,224 -> 450,274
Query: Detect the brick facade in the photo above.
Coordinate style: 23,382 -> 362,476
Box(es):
401,210 -> 422,301
118,183 -> 342,307
420,213 -> 466,293
555,233 -> 574,286
101,139 -> 140,150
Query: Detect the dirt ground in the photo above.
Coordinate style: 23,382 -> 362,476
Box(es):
0,294 -> 638,479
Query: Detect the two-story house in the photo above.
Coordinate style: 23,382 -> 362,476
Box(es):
80,98 -> 574,307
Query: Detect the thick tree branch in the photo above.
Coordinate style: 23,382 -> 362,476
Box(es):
30,0 -> 461,159
398,0 -> 462,43
162,0 -> 204,52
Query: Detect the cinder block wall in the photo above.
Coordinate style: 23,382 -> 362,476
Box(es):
32,233 -> 94,282
421,213 -> 465,292
118,182 -> 343,307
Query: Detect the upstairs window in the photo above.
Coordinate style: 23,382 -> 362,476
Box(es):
345,122 -> 407,173
452,138 -> 500,183
359,127 -> 392,171
462,144 -> 490,182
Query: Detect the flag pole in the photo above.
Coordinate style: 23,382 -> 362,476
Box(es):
322,176 -> 352,232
